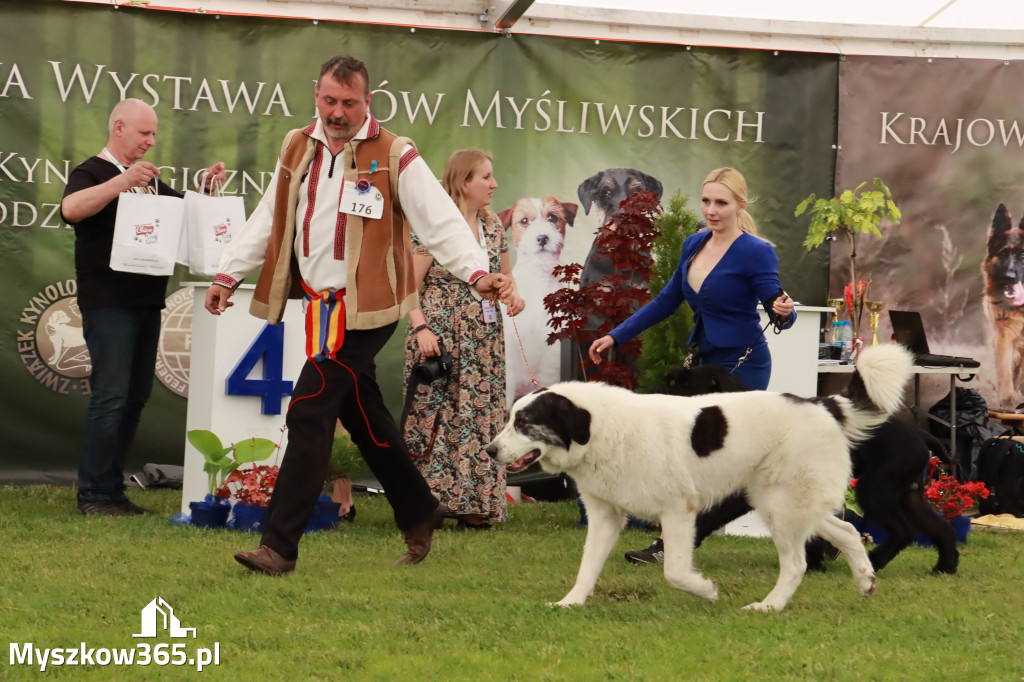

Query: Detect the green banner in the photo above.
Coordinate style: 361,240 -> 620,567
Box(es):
0,0 -> 837,480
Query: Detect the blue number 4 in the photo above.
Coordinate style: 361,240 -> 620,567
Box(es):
225,323 -> 294,415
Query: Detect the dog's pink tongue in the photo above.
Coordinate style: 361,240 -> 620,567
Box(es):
1013,282 -> 1024,307
511,455 -> 531,471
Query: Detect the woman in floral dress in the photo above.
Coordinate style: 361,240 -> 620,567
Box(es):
403,149 -> 525,529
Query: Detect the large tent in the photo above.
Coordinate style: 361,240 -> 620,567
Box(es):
67,0 -> 1024,59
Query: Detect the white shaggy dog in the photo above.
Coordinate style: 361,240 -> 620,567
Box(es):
485,345 -> 913,612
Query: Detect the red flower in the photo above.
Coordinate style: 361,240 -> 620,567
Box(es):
924,475 -> 989,520
215,464 -> 280,507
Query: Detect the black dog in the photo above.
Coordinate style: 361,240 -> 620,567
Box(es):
844,419 -> 959,574
570,167 -> 665,381
576,167 -> 663,289
577,167 -> 664,226
663,365 -> 960,574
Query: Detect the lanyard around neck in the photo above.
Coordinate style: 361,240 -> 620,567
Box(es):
101,147 -> 129,173
477,218 -> 487,253
102,147 -> 158,194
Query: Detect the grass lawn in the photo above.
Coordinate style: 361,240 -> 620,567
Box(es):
2,486 -> 1023,681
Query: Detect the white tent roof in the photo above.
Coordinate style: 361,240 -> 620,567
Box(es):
535,0 -> 1024,30
73,1 -> 1024,59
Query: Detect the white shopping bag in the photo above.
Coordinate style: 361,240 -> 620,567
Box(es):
109,190 -> 185,276
180,190 -> 246,276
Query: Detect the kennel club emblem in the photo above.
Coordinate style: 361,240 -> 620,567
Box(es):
16,283 -> 194,398
17,280 -> 92,395
155,287 -> 194,399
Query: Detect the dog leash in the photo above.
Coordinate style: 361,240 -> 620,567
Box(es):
730,319 -> 775,374
730,309 -> 791,374
498,292 -> 545,391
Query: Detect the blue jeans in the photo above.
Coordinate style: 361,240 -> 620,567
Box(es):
78,306 -> 162,502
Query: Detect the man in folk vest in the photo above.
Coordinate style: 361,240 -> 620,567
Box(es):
205,55 -> 511,575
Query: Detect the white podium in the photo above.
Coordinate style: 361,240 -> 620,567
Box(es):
760,305 -> 830,398
180,284 -> 306,514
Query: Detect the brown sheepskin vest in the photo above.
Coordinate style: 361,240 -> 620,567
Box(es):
250,122 -> 417,329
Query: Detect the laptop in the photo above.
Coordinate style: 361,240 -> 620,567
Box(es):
888,310 -> 980,368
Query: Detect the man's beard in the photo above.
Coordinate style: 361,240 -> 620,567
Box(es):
325,118 -> 352,138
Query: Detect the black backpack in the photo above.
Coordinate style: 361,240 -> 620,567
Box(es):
976,438 -> 1024,517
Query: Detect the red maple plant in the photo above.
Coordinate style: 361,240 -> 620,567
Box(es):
215,464 -> 279,507
545,189 -> 662,389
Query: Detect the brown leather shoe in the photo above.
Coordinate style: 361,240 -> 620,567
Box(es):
395,507 -> 443,565
234,545 -> 296,576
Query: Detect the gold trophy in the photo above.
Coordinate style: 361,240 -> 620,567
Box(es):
866,300 -> 885,346
826,298 -> 845,342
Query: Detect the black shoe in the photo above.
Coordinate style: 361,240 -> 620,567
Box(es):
455,519 -> 492,531
117,499 -> 156,515
625,537 -> 664,564
77,500 -> 131,517
340,504 -> 356,522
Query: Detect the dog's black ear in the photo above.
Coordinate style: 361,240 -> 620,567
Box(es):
633,170 -> 663,200
562,202 -> 579,226
988,204 -> 1013,257
547,393 -> 592,446
577,172 -> 604,215
562,397 -> 592,446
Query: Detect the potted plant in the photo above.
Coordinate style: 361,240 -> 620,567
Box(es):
185,429 -> 278,528
795,178 -> 901,340
217,464 -> 279,532
925,473 -> 989,543
847,462 -> 989,546
325,428 -> 365,521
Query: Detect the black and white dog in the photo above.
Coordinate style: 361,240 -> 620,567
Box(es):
668,366 -> 960,575
486,345 -> 914,611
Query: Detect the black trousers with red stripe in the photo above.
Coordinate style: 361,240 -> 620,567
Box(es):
260,322 -> 438,560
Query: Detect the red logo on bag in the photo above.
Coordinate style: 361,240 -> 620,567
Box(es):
213,223 -> 228,237
136,224 -> 155,236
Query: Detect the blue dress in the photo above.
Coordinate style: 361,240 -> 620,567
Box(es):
609,230 -> 794,390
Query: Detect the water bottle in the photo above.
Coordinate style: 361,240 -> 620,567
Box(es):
830,320 -> 842,344
837,320 -> 854,363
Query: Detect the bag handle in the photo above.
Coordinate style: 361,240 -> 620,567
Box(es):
197,170 -> 221,197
